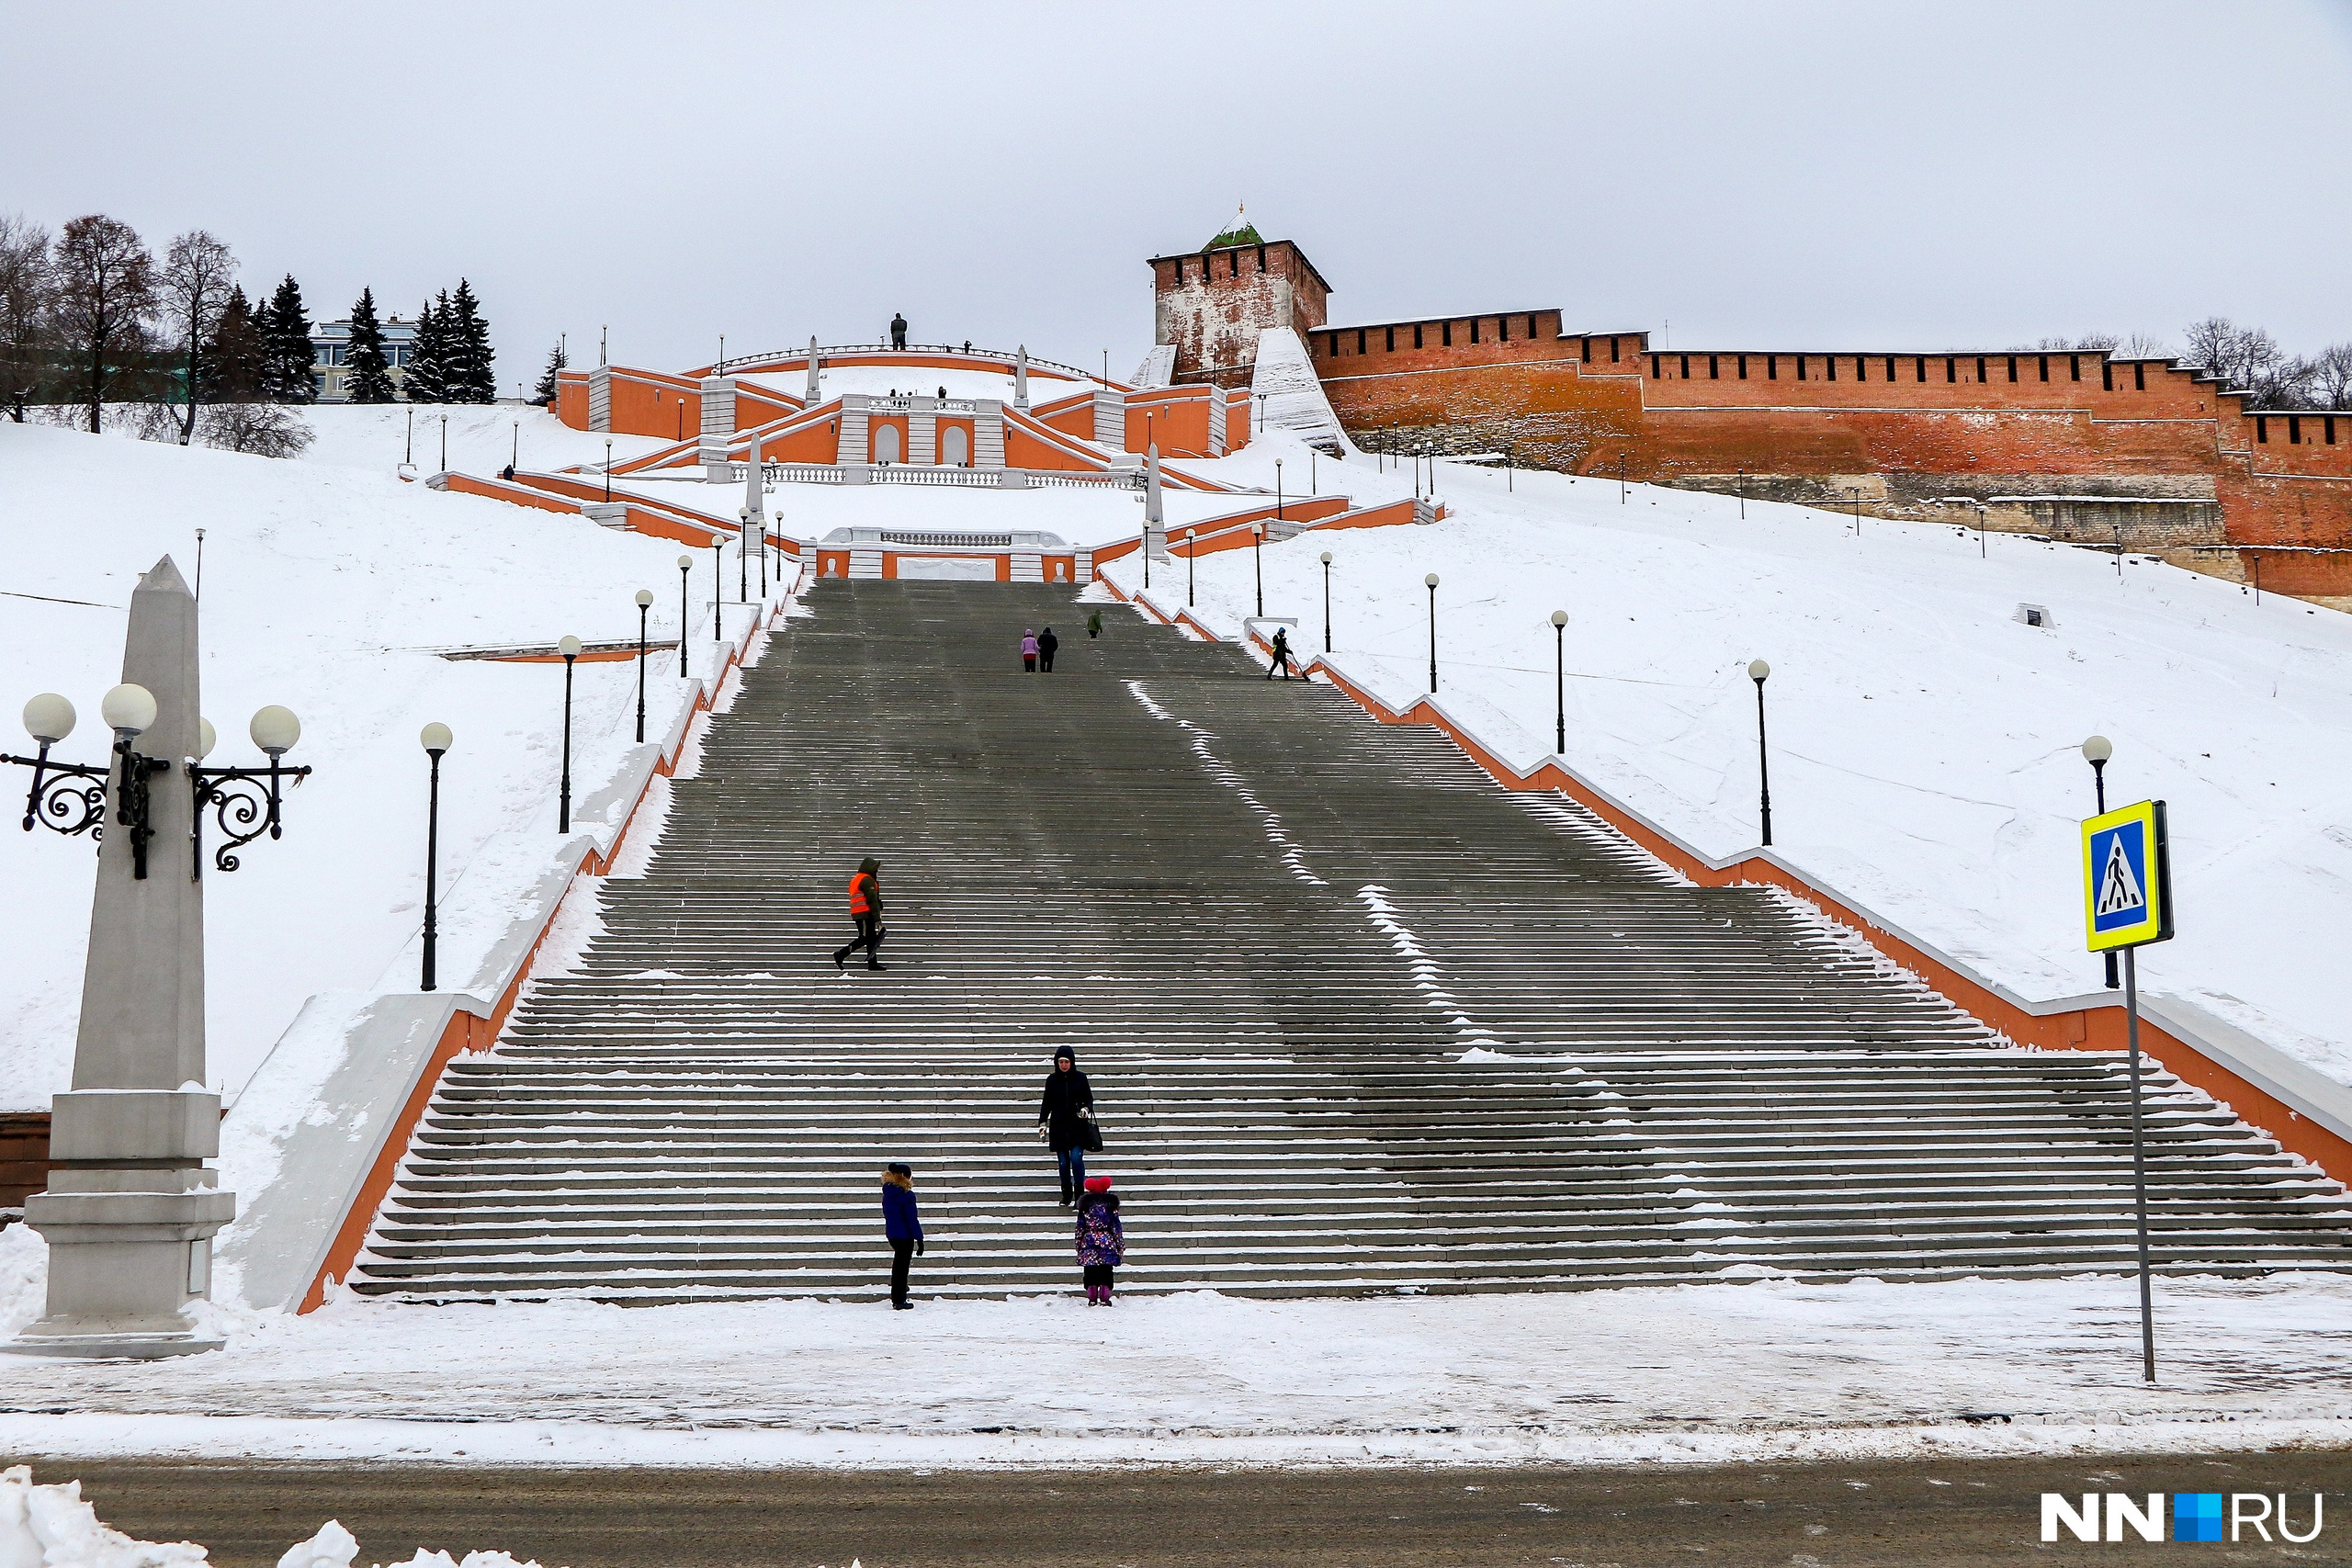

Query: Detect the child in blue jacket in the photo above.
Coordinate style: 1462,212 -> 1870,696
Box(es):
883,1163 -> 924,1309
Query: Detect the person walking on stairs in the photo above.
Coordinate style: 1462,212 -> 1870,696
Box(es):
1076,1176 -> 1123,1305
1037,626 -> 1058,672
1087,609 -> 1102,639
1265,626 -> 1298,681
1021,628 -> 1040,672
1038,1045 -> 1097,1204
832,857 -> 888,972
881,1163 -> 923,1309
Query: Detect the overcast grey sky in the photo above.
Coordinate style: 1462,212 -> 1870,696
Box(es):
6,2 -> 2347,384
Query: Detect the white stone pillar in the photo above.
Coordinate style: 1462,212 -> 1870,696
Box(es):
1146,442 -> 1164,526
12,557 -> 234,1359
804,336 -> 820,405
699,377 -> 736,481
1013,346 -> 1030,411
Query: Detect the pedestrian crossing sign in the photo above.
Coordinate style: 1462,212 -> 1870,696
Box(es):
2082,799 -> 2173,952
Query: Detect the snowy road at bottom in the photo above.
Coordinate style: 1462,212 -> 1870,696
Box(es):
6,1225 -> 2351,1468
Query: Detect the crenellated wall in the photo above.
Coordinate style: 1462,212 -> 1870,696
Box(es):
1304,308 -> 2352,598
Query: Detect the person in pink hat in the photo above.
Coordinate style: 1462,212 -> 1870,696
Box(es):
1075,1175 -> 1124,1304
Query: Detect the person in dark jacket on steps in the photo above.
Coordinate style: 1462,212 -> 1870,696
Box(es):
1076,1176 -> 1123,1304
1037,1045 -> 1095,1204
881,1163 -> 923,1308
1037,626 -> 1058,672
1265,626 -> 1298,681
832,857 -> 888,971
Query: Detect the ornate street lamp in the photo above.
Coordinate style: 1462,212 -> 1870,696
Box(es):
1748,660 -> 1773,846
189,704 -> 310,879
419,723 -> 450,992
634,590 -> 655,742
1186,530 -> 1196,608
677,554 -> 694,678
711,538 -> 723,644
557,636 -> 581,834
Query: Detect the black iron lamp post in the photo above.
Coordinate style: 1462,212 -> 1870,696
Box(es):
1251,523 -> 1265,617
677,554 -> 694,678
189,704 -> 310,879
557,635 -> 581,834
1274,459 -> 1283,525
1185,530 -> 1196,607
737,509 -> 752,604
420,722 -> 450,991
1424,572 -> 1440,693
1975,501 -> 1988,558
1551,610 -> 1568,754
6,685 -> 311,881
634,589 -> 654,742
604,439 -> 614,502
1319,551 -> 1333,652
1748,659 -> 1773,846
2083,734 -> 2120,988
711,538 -> 723,644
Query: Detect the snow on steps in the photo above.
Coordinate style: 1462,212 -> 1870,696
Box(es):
346,581 -> 2352,1305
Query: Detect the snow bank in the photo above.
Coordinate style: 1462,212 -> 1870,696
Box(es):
0,1469 -> 551,1568
3,1277 -> 2352,1468
0,421 -> 771,1108
1247,327 -> 1351,454
1110,434 -> 2352,1090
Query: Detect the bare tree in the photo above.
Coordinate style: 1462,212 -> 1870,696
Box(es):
197,401 -> 312,457
159,229 -> 237,445
2309,344 -> 2352,412
50,214 -> 156,433
0,212 -> 51,422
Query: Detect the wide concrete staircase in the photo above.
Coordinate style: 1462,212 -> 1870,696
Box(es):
351,581 -> 2352,1303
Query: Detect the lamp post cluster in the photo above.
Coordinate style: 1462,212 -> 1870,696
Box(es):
6,686 -> 310,881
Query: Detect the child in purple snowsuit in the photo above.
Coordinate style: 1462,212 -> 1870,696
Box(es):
1077,1176 -> 1123,1304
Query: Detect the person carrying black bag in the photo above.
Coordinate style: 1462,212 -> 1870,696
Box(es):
1037,1045 -> 1099,1204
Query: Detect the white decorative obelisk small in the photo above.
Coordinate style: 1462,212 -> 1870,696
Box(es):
804,337 -> 820,405
1013,345 -> 1030,412
12,557 -> 234,1359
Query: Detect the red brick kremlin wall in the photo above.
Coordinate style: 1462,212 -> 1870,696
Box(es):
1303,311 -> 2352,598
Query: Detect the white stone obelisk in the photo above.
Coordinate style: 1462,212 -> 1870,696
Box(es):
12,557 -> 234,1359
804,337 -> 820,405
743,430 -> 767,567
1013,345 -> 1030,411
1145,441 -> 1167,558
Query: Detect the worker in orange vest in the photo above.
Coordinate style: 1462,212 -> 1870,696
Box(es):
831,856 -> 888,972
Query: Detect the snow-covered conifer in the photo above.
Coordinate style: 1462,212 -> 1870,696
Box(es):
342,287 -> 396,403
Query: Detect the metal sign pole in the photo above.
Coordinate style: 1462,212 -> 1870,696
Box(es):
2124,944 -> 2155,1382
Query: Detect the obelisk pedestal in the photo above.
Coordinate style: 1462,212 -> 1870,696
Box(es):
10,557 -> 234,1359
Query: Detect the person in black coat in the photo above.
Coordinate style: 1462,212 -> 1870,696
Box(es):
890,311 -> 909,349
1037,626 -> 1058,673
1037,1045 -> 1095,1204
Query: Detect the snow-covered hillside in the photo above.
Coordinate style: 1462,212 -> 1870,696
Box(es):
0,421 -> 755,1108
1114,433 -> 2352,1090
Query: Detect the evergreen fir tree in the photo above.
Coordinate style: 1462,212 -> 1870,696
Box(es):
444,277 -> 496,402
530,340 -> 567,406
262,274 -> 315,402
203,285 -> 266,401
403,292 -> 449,403
342,287 -> 397,403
